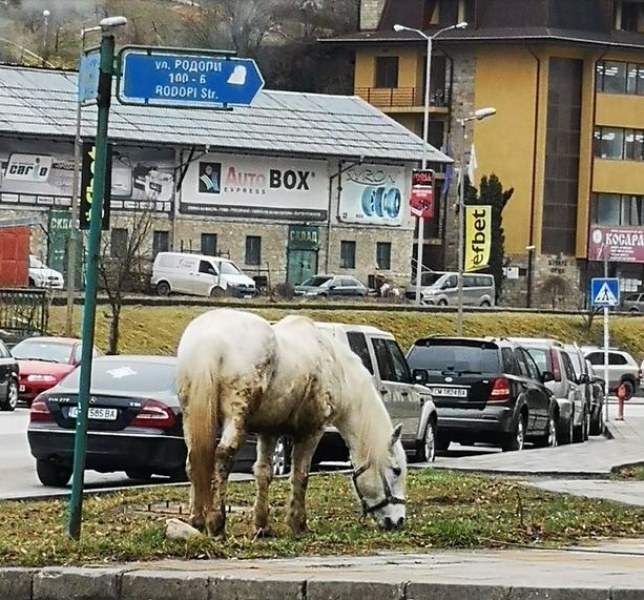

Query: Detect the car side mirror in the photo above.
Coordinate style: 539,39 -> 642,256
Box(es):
577,373 -> 589,384
329,285 -> 337,290
541,370 -> 555,383
412,368 -> 428,385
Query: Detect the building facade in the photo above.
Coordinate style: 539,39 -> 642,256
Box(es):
327,0 -> 644,306
0,64 -> 449,292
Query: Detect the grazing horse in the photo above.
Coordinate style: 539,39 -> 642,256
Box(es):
176,308 -> 407,537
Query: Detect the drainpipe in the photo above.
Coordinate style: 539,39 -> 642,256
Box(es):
526,46 -> 541,309
325,159 -> 360,273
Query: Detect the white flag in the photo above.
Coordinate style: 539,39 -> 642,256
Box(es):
467,143 -> 477,184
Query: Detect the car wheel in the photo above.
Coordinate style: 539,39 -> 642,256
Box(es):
621,380 -> 635,401
437,299 -> 448,307
535,413 -> 558,448
415,419 -> 437,463
126,469 -> 153,481
502,414 -> 526,452
573,406 -> 587,443
590,406 -> 604,436
0,379 -> 18,412
36,460 -> 72,487
210,287 -> 226,298
272,436 -> 291,476
558,410 -> 574,445
480,300 -> 491,307
156,281 -> 171,296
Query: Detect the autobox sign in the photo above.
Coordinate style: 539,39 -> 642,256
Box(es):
180,152 -> 328,221
338,164 -> 407,227
588,226 -> 644,263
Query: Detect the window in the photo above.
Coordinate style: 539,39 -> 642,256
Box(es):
522,350 -> 542,381
560,352 -> 577,382
376,242 -> 391,270
501,348 -> 517,374
514,349 -> 530,377
620,1 -> 644,32
624,129 -> 644,161
201,233 -> 217,256
152,230 -> 169,256
198,260 -> 217,275
372,337 -> 395,381
371,338 -> 411,383
586,352 -> 603,366
340,241 -> 356,269
374,56 -> 399,88
347,332 -> 374,374
0,340 -> 9,358
597,127 -> 625,159
592,194 -> 644,226
597,60 -> 644,95
110,228 -> 128,258
608,352 -> 628,366
387,339 -> 412,383
245,236 -> 261,265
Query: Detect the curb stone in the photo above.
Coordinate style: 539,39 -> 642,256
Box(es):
121,571 -> 208,600
0,567 -> 37,600
33,567 -> 123,600
210,576 -> 304,600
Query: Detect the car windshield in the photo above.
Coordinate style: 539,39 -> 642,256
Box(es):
408,343 -> 500,373
301,276 -> 332,287
60,360 -> 176,394
11,339 -> 72,363
525,348 -> 551,373
219,261 -> 242,275
419,273 -> 444,287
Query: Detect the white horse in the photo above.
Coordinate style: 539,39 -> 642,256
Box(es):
176,308 -> 407,537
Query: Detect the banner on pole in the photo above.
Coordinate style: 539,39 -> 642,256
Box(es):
465,205 -> 491,271
409,168 -> 434,218
79,142 -> 112,230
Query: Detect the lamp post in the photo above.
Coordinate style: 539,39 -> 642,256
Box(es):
393,21 -> 467,306
526,244 -> 536,308
68,15 -> 127,541
456,107 -> 496,336
41,9 -> 50,66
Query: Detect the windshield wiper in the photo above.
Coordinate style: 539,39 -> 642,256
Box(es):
16,357 -> 59,363
441,369 -> 481,375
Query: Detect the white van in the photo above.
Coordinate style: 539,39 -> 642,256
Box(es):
150,252 -> 257,298
406,271 -> 495,307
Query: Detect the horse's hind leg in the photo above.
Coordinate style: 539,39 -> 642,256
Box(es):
207,412 -> 247,537
252,434 -> 277,535
287,431 -> 323,534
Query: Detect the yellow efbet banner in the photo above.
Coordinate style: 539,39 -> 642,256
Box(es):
465,205 -> 492,272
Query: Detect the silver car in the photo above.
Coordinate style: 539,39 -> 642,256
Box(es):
582,347 -> 641,399
621,292 -> 644,313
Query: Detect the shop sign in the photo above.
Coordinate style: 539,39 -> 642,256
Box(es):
288,225 -> 319,250
588,226 -> 644,263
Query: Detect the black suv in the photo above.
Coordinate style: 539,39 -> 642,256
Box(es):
407,337 -> 558,452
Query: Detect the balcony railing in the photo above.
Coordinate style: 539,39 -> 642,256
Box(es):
355,87 -> 450,109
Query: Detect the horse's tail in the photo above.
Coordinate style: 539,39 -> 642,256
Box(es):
177,343 -> 221,475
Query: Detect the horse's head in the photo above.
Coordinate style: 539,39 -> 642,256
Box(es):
352,423 -> 407,531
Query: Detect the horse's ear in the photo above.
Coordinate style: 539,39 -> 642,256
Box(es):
390,423 -> 403,447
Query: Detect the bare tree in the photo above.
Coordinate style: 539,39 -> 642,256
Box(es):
98,210 -> 153,355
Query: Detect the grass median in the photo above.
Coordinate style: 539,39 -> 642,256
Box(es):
2,469 -> 644,567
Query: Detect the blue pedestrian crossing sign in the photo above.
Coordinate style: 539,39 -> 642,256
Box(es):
590,278 -> 620,307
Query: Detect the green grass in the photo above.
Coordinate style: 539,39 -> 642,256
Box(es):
47,304 -> 644,360
2,470 -> 644,567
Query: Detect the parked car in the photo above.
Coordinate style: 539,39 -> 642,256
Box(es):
0,338 -> 19,411
405,271 -> 495,307
11,336 -> 102,406
406,336 -> 558,452
293,275 -> 369,298
562,343 -> 604,436
508,338 -> 587,444
150,251 -> 257,298
28,255 -> 64,289
582,347 -> 642,399
621,292 -> 644,313
586,359 -> 606,434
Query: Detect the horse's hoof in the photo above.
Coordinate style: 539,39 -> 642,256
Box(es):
253,527 -> 274,540
205,515 -> 226,538
189,515 -> 205,532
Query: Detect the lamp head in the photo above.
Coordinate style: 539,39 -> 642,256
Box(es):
455,21 -> 468,29
100,16 -> 128,31
42,9 -> 50,18
393,24 -> 407,32
474,107 -> 497,120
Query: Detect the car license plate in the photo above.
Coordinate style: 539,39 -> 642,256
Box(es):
430,387 -> 468,398
68,406 -> 118,421
19,385 -> 25,392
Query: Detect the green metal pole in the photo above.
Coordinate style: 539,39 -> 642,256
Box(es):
68,31 -> 115,540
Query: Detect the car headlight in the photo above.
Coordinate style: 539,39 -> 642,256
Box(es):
26,374 -> 58,383
304,290 -> 320,296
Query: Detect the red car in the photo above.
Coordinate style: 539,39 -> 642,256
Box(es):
11,337 -> 101,405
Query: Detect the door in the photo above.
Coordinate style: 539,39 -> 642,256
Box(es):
286,249 -> 317,286
0,341 -> 10,398
370,335 -> 420,443
515,348 -> 549,433
193,259 -> 218,295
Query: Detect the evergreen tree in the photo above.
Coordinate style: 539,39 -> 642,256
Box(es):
464,174 -> 514,302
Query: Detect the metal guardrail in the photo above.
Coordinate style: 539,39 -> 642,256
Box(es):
0,288 -> 48,343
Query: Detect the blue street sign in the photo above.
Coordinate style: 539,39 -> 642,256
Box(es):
78,49 -> 100,104
118,49 -> 264,108
590,277 -> 620,307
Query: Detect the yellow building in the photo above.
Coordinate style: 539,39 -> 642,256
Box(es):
327,0 -> 644,306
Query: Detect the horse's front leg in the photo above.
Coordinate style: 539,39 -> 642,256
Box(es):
207,416 -> 246,538
287,431 -> 323,535
252,434 -> 277,536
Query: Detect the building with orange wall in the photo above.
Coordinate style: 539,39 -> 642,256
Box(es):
325,0 -> 644,306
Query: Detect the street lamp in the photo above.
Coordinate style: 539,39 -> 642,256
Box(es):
456,107 -> 496,336
393,21 -> 467,307
68,15 -> 127,541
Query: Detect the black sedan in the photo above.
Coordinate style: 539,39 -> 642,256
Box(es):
0,338 -> 19,411
27,355 -> 256,487
293,274 -> 369,298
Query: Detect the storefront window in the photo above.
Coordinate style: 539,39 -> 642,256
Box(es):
598,128 -> 624,159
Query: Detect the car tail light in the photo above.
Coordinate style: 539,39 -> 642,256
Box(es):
550,349 -> 562,381
130,399 -> 176,429
638,369 -> 642,382
488,377 -> 511,402
30,396 -> 53,423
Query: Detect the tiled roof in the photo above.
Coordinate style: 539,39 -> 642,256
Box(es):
0,64 -> 451,165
